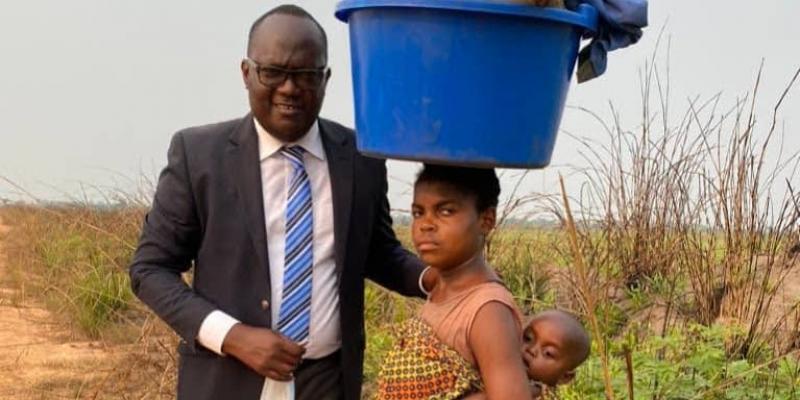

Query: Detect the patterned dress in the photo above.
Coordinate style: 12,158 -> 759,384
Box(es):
375,282 -> 522,400
375,317 -> 483,399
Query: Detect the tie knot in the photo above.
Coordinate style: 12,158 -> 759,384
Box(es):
280,146 -> 305,169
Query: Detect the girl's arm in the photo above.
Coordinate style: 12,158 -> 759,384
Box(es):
470,302 -> 532,400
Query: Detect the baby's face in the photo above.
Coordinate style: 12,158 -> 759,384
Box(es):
522,318 -> 575,386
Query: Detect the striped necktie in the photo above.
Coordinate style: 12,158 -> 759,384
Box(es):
277,146 -> 313,344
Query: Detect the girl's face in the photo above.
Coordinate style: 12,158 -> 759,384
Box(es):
411,181 -> 494,270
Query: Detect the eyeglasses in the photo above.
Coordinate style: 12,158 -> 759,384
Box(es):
245,58 -> 328,90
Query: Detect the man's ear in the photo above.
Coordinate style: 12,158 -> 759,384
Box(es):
319,67 -> 332,93
558,370 -> 576,385
241,59 -> 252,89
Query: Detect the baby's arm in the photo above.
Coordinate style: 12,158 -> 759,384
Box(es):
470,302 -> 532,400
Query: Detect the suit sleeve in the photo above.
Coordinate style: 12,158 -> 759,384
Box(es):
363,160 -> 426,298
129,131 -> 217,349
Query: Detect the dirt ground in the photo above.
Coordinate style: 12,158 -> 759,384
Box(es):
0,216 -> 124,399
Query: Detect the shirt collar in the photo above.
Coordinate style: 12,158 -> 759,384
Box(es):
255,118 -> 326,162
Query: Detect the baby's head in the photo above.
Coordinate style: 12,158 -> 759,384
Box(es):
411,164 -> 499,269
522,310 -> 590,387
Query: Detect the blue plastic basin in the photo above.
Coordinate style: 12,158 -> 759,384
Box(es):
335,0 -> 597,168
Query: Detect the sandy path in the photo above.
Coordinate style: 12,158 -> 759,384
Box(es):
0,216 -> 121,399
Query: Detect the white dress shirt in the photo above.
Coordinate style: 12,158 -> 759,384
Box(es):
195,119 -> 341,393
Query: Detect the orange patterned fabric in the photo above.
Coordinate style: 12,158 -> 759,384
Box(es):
375,317 -> 483,400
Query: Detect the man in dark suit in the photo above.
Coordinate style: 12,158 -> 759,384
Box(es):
129,5 -> 431,400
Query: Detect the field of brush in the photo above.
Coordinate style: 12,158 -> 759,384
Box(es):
0,200 -> 798,398
1,66 -> 799,399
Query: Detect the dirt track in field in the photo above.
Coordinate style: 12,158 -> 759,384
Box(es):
0,216 -> 122,399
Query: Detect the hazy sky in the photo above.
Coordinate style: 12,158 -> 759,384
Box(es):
1,0 -> 798,213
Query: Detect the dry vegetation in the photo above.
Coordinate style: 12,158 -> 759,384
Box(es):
0,204 -> 178,399
0,59 -> 799,398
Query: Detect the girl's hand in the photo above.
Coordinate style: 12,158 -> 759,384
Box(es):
529,382 -> 543,398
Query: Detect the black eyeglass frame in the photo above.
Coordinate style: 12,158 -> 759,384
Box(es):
244,58 -> 329,90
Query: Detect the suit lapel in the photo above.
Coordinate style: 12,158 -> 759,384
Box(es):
320,119 -> 354,281
228,116 -> 271,291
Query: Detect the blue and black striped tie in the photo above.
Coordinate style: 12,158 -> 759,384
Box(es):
277,146 -> 313,344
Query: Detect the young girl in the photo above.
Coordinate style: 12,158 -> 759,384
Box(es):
375,164 -> 532,400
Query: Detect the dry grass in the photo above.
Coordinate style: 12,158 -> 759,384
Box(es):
0,203 -> 179,399
541,47 -> 800,396
0,50 -> 799,398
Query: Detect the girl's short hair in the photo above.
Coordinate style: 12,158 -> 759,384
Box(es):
415,164 -> 500,212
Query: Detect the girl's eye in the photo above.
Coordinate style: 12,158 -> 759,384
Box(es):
411,210 -> 422,218
439,208 -> 454,216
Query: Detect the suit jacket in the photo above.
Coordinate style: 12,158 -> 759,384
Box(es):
129,115 -> 425,400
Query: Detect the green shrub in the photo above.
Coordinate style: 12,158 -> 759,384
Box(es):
560,323 -> 800,399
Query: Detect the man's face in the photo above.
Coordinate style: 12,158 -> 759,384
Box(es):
522,318 -> 575,386
242,14 -> 330,142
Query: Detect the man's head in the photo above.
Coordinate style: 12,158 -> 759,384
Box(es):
522,310 -> 591,387
242,5 -> 331,142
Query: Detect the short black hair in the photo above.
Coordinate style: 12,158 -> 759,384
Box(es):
247,4 -> 328,61
530,310 -> 591,369
415,164 -> 500,212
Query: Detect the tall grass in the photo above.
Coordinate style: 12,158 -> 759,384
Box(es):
548,45 -> 800,398
1,56 -> 799,399
0,192 -> 178,398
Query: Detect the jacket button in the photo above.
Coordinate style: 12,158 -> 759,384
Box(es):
260,299 -> 269,310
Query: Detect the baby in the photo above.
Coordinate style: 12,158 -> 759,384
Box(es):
465,309 -> 590,399
522,310 -> 591,396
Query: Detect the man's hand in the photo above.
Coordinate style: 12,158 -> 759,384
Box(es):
221,323 -> 306,381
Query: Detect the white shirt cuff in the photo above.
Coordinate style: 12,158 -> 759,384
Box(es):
196,310 -> 240,356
